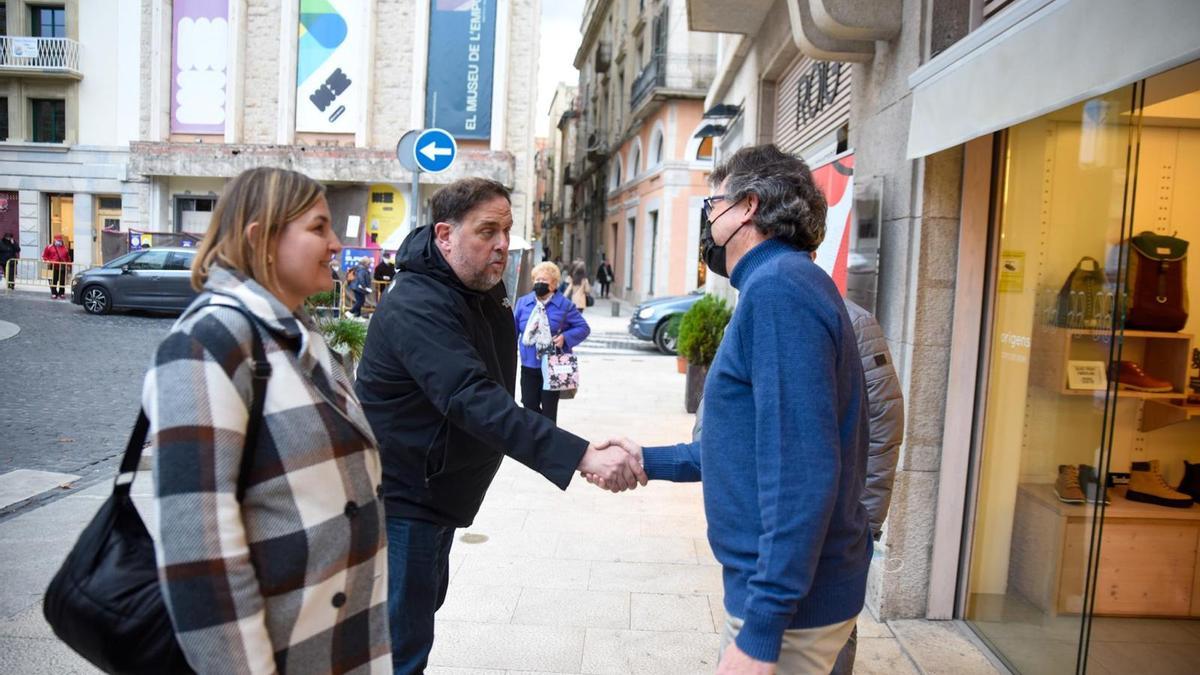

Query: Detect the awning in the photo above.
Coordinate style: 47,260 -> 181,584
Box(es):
906,0 -> 1200,159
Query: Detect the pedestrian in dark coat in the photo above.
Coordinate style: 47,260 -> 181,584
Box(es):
0,232 -> 19,289
353,178 -> 644,673
596,254 -> 614,298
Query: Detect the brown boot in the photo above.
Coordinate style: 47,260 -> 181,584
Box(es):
1055,465 -> 1085,504
1127,460 -> 1193,508
1112,361 -> 1173,392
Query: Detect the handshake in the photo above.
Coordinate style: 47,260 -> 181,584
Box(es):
577,438 -> 647,493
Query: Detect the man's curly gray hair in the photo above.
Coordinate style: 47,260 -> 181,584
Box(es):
708,144 -> 827,252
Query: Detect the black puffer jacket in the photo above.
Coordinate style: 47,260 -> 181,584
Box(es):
355,225 -> 589,527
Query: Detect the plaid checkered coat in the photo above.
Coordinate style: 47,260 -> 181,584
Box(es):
143,267 -> 390,674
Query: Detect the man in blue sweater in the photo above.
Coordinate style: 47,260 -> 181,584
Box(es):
592,145 -> 871,673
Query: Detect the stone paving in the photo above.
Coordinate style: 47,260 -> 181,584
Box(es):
0,292 -> 173,495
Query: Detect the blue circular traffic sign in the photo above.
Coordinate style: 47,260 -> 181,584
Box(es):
413,128 -> 457,174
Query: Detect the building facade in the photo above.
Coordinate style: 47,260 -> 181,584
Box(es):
689,0 -> 1200,672
569,0 -> 715,300
0,0 -> 143,269
538,82 -> 577,262
123,0 -> 540,267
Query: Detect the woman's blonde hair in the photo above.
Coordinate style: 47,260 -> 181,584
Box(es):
530,261 -> 561,288
191,167 -> 326,291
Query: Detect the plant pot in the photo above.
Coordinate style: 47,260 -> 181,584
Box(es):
676,356 -> 687,374
685,363 -> 708,414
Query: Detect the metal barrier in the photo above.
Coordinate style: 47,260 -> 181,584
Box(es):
3,258 -> 92,296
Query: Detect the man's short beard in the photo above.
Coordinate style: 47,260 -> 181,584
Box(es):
449,248 -> 504,291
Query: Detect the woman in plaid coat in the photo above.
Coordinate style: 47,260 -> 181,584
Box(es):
143,168 -> 391,674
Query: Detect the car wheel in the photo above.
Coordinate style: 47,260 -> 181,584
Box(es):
82,285 -> 112,315
653,319 -> 678,355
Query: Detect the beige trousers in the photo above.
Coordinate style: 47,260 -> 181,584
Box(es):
719,616 -> 857,675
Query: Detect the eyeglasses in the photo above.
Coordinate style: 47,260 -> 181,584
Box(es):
702,194 -> 729,219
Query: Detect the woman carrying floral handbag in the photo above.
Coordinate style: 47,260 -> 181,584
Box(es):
513,261 -> 589,421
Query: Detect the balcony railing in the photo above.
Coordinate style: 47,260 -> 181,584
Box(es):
0,37 -> 82,77
630,53 -> 716,109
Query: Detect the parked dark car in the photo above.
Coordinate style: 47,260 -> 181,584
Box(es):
71,247 -> 200,315
628,288 -> 703,354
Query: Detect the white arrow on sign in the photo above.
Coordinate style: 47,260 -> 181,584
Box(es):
419,142 -> 453,162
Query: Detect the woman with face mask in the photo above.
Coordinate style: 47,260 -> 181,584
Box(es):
512,261 -> 590,421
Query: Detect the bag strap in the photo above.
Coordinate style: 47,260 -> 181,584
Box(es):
115,305 -> 271,503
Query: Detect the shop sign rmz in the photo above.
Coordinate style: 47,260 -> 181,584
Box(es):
796,62 -> 842,127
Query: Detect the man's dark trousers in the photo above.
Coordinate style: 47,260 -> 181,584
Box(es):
387,516 -> 455,674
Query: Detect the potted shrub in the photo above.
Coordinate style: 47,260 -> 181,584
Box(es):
304,289 -> 339,321
676,294 -> 732,413
319,317 -> 369,379
664,314 -> 686,373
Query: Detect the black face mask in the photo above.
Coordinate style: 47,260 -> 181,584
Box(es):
701,203 -> 750,279
533,282 -> 551,297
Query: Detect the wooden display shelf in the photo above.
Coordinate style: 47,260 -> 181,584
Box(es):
1011,483 -> 1200,619
1141,399 -> 1200,432
1059,389 -> 1185,400
1030,325 -> 1193,397
1063,329 -> 1192,340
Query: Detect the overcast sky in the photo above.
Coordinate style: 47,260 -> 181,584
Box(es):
535,0 -> 585,137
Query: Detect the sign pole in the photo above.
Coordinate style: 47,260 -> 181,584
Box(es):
410,170 -> 421,236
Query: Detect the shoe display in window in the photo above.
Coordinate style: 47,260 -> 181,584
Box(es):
1078,464 -> 1112,505
1111,360 -> 1173,392
1054,464 -> 1086,504
1177,460 -> 1200,504
1126,460 -> 1194,508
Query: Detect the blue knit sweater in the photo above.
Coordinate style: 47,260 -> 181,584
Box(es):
641,239 -> 872,663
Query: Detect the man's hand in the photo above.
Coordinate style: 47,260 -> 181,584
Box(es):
577,442 -> 646,493
553,334 -> 565,348
716,644 -> 775,675
582,438 -> 645,492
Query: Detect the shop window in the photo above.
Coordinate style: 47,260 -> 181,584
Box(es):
30,5 -> 65,38
30,99 -> 65,143
964,60 -> 1200,675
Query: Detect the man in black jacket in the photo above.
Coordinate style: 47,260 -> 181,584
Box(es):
355,178 -> 644,673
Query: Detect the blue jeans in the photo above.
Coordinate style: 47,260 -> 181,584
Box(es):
350,289 -> 366,316
386,516 -> 456,675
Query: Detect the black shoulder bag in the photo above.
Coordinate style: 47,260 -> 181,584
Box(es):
43,306 -> 271,674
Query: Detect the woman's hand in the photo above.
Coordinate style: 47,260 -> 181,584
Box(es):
553,334 -> 565,348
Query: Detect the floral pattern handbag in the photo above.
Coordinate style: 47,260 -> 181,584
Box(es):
541,312 -> 579,396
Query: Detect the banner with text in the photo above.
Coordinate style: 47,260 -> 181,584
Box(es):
171,0 -> 228,134
425,0 -> 497,139
296,0 -> 364,134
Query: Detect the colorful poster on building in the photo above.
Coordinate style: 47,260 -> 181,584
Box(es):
811,153 -> 854,295
296,0 -> 363,133
171,0 -> 228,134
426,0 -> 497,139
366,184 -> 409,251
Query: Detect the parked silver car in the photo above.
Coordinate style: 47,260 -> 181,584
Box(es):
71,247 -> 200,315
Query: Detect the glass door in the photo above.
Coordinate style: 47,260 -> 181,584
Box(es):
962,83 -> 1143,674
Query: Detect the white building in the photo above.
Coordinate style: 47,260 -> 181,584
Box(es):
0,0 -> 143,268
